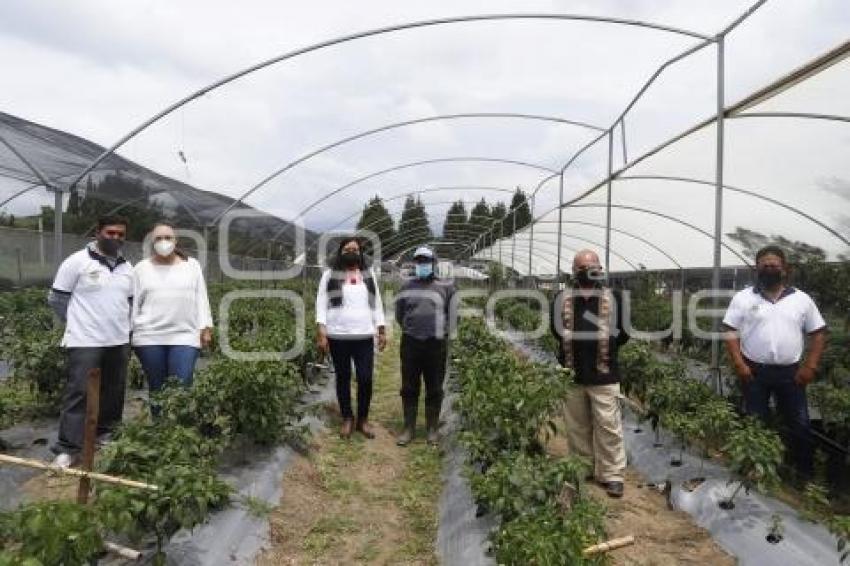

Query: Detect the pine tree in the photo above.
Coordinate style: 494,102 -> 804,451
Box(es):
469,198 -> 491,238
442,200 -> 469,258
505,188 -> 532,236
356,195 -> 395,258
394,195 -> 431,256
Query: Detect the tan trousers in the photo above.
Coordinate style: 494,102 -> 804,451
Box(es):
563,383 -> 626,483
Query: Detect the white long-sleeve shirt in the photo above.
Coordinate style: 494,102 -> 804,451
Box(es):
131,257 -> 213,348
315,268 -> 385,338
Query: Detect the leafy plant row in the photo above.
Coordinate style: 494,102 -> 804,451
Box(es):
452,317 -> 608,565
1,282 -> 312,565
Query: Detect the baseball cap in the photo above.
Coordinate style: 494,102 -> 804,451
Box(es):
413,246 -> 434,259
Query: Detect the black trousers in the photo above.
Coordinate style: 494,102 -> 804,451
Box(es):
53,344 -> 130,454
400,334 -> 447,409
741,359 -> 814,479
328,337 -> 374,420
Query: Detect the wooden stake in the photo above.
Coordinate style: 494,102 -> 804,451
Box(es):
0,454 -> 158,491
77,367 -> 101,504
582,535 -> 636,557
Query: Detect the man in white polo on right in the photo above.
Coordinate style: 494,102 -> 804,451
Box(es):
723,245 -> 827,483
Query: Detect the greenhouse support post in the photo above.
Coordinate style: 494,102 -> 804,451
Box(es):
605,128 -> 614,275
527,194 -> 535,279
510,211 -> 516,274
53,187 -> 63,271
710,34 -> 726,396
555,170 -> 564,285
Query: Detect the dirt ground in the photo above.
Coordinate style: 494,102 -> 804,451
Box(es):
546,434 -> 736,566
256,334 -> 442,566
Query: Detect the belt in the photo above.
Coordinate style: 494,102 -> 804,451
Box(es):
744,357 -> 798,370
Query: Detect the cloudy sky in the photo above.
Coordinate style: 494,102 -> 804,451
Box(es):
1,0 -> 848,269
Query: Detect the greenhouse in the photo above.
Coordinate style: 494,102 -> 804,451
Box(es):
0,1 -> 848,564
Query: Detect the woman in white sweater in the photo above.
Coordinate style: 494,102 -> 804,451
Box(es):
316,236 -> 386,439
131,222 -> 213,397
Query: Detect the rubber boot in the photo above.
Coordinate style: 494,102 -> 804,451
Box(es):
396,401 -> 418,447
425,404 -> 441,446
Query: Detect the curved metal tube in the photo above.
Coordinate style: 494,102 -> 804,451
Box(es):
729,112 -> 850,124
0,133 -> 54,190
525,219 -> 682,268
65,13 -> 708,193
224,113 -> 604,225
294,154 -> 558,224
508,231 -> 639,270
616,174 -> 850,247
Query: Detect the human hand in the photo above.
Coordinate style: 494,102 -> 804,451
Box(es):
795,366 -> 816,387
317,332 -> 329,355
734,361 -> 754,383
201,328 -> 213,349
377,332 -> 387,352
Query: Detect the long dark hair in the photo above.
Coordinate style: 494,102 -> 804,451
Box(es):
330,236 -> 368,271
327,236 -> 375,308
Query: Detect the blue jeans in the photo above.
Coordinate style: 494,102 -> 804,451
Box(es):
134,345 -> 200,392
741,359 -> 814,479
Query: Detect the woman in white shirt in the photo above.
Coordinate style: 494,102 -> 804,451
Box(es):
131,223 -> 213,399
316,237 -> 386,439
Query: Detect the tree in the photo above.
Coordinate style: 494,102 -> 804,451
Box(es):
469,198 -> 492,239
443,200 -> 469,258
356,195 -> 395,258
394,195 -> 431,256
505,188 -> 532,236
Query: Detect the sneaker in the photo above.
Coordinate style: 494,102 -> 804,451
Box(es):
51,453 -> 77,469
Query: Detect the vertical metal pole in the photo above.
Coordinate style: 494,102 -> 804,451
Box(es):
620,117 -> 628,165
498,221 -> 503,267
53,189 -> 63,271
528,194 -> 535,280
605,129 -> 614,274
38,216 -> 45,266
510,211 -> 516,276
710,35 -> 726,396
555,170 -> 564,286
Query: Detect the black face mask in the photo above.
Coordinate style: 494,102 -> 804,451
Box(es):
575,268 -> 603,286
757,268 -> 783,288
97,237 -> 123,256
341,251 -> 360,268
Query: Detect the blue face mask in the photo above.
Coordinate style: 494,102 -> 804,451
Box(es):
415,263 -> 433,279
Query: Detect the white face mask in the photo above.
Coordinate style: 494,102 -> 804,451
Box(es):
154,239 -> 176,257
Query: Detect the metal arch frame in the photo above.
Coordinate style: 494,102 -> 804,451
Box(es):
548,201 -> 753,266
227,113 -> 605,226
64,13 -> 709,193
249,152 -> 562,255
730,112 -> 850,124
615,174 -> 850,247
0,132 -> 67,269
504,231 -> 640,271
477,199 -> 751,270
524,219 -> 683,269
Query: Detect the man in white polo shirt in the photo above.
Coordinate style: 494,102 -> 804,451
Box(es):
47,215 -> 133,467
723,245 -> 827,481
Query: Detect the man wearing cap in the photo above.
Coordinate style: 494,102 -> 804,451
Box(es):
723,245 -> 827,481
550,249 -> 629,498
394,246 -> 455,446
